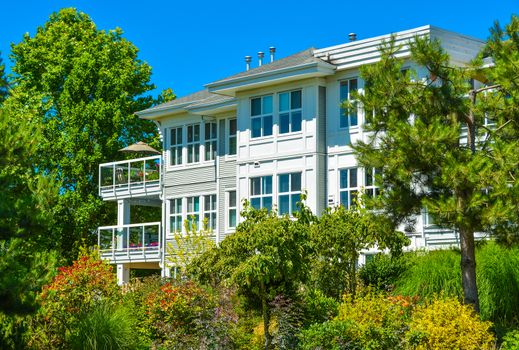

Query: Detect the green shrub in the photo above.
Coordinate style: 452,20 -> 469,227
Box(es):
406,297 -> 495,349
299,320 -> 360,350
359,253 -> 409,292
302,289 -> 339,326
501,329 -> 519,350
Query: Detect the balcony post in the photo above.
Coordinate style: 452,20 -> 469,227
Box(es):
116,264 -> 130,285
117,200 -> 130,252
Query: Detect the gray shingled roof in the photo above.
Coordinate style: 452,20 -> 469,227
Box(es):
208,48 -> 321,85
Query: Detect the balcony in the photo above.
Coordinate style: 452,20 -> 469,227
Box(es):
99,155 -> 161,200
98,222 -> 161,263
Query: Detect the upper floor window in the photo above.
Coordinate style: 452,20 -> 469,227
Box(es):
340,78 -> 358,128
204,194 -> 217,231
186,196 -> 200,230
228,190 -> 237,229
279,90 -> 302,134
278,172 -> 302,215
170,127 -> 183,166
229,118 -> 237,155
251,95 -> 273,138
250,175 -> 273,210
204,122 -> 217,161
365,167 -> 381,198
187,124 -> 200,163
339,168 -> 358,209
169,198 -> 183,233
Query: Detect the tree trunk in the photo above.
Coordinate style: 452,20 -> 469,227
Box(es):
261,284 -> 271,350
459,226 -> 480,312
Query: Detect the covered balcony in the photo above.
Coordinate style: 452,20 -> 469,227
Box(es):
98,222 -> 161,263
99,155 -> 161,200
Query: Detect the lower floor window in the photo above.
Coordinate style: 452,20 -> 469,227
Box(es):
250,176 -> 273,210
228,191 -> 237,229
204,194 -> 217,231
186,196 -> 200,230
278,172 -> 302,215
339,168 -> 358,209
169,198 -> 183,233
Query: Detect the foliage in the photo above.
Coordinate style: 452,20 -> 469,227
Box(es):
270,295 -> 304,350
167,218 -> 216,279
358,253 -> 409,292
501,329 -> 519,350
5,8 -> 160,260
67,303 -> 143,350
299,320 -> 360,350
29,248 -> 120,348
0,52 -> 8,103
310,205 -> 408,299
406,297 -> 495,349
301,289 -> 339,327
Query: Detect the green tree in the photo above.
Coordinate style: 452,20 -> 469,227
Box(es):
311,205 -> 408,300
351,16 -> 519,311
5,8 -> 159,260
0,52 -> 8,103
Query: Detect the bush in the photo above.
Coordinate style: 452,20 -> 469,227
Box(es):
302,289 -> 339,326
358,253 -> 409,292
299,320 -> 360,350
406,297 -> 495,349
501,329 -> 519,350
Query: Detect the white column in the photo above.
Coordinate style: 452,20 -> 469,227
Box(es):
116,199 -> 130,250
161,266 -> 171,278
116,264 -> 130,285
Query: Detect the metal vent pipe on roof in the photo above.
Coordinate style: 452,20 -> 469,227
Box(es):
269,47 -> 276,62
245,55 -> 252,71
258,51 -> 264,66
349,33 -> 357,42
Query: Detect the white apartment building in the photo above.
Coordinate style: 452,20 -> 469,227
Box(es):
97,25 -> 486,284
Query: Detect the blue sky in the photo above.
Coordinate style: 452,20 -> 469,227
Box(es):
2,1 -> 517,98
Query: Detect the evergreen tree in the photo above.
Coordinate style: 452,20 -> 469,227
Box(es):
0,53 -> 8,103
352,16 -> 519,311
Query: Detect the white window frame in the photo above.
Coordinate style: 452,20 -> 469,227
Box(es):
187,124 -> 200,164
169,127 -> 183,166
250,175 -> 273,210
278,172 -> 302,215
228,118 -> 237,156
339,78 -> 358,129
364,167 -> 381,199
169,198 -> 183,234
278,90 -> 302,134
186,196 -> 200,230
204,122 -> 217,161
339,167 -> 358,209
227,190 -> 237,230
203,194 -> 217,231
250,95 -> 273,138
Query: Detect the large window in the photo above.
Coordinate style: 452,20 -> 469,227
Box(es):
251,95 -> 273,138
169,198 -> 183,233
186,196 -> 200,230
169,127 -> 183,166
339,168 -> 358,209
365,167 -> 381,198
229,118 -> 237,155
279,90 -> 302,134
340,78 -> 358,128
203,194 -> 217,231
187,124 -> 200,163
250,176 -> 273,210
278,172 -> 302,215
204,122 -> 217,161
228,190 -> 237,229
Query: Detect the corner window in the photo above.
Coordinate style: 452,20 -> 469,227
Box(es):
339,168 -> 358,209
279,90 -> 302,134
169,198 -> 183,233
169,127 -> 183,166
340,78 -> 358,128
250,176 -> 273,210
228,190 -> 237,229
187,124 -> 200,163
203,194 -> 217,231
229,118 -> 237,155
251,95 -> 273,138
278,172 -> 302,215
204,122 -> 217,161
186,196 -> 200,230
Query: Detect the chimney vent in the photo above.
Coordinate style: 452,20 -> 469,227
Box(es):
258,51 -> 265,66
349,33 -> 357,42
269,47 -> 276,62
245,55 -> 252,71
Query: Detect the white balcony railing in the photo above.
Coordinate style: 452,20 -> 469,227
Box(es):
99,155 -> 161,199
98,222 -> 161,262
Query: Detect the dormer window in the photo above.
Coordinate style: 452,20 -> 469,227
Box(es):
251,95 -> 273,138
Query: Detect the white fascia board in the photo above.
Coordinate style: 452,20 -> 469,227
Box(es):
206,61 -> 336,96
136,106 -> 186,120
188,99 -> 237,115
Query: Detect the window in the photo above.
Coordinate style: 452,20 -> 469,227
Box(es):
365,168 -> 381,198
250,176 -> 273,210
279,90 -> 302,134
228,190 -> 237,229
203,194 -> 217,231
340,78 -> 358,128
169,198 -> 183,233
251,95 -> 273,138
187,124 -> 200,163
204,122 -> 217,161
339,168 -> 358,209
169,127 -> 183,166
229,118 -> 237,155
278,172 -> 302,215
186,196 -> 200,230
